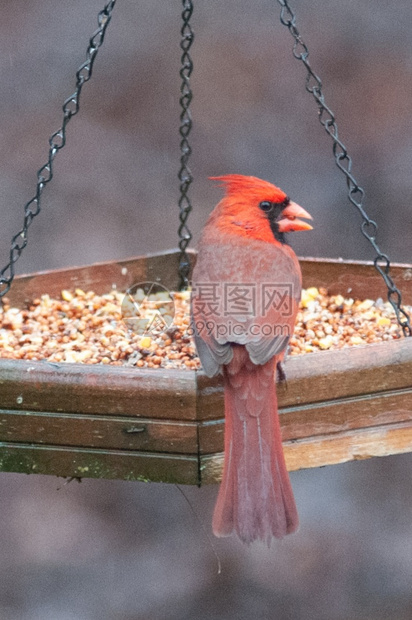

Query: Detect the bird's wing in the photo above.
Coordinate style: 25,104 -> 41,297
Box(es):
191,238 -> 301,375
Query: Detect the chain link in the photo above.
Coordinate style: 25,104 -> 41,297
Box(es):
276,0 -> 411,337
0,0 -> 117,300
178,0 -> 194,290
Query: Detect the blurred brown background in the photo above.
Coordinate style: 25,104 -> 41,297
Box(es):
1,1 -> 412,618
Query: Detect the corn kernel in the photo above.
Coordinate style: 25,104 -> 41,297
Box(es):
61,290 -> 73,302
318,336 -> 334,350
350,336 -> 364,345
140,336 -> 152,348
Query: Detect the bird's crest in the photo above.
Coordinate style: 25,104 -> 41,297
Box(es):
210,174 -> 287,204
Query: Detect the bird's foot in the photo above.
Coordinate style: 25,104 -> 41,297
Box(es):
276,360 -> 287,383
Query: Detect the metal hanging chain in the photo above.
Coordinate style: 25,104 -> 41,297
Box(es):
276,0 -> 411,337
0,0 -> 117,300
178,0 -> 194,290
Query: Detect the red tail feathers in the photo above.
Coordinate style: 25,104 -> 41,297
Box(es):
212,346 -> 299,545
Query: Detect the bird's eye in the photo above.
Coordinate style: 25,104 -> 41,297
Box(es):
259,201 -> 273,212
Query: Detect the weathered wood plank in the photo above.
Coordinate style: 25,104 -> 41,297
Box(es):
0,410 -> 198,453
196,338 -> 412,421
283,420 -> 412,472
0,443 -> 199,484
200,420 -> 412,484
279,338 -> 412,407
195,372 -> 224,422
280,387 -> 412,441
3,385 -> 411,458
2,339 -> 410,424
0,359 -> 197,420
198,387 -> 412,454
198,419 -> 224,455
300,257 -> 412,305
5,249 -> 197,306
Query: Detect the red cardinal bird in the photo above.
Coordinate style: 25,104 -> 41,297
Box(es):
191,174 -> 312,545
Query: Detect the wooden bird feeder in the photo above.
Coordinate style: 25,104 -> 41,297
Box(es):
1,2 -> 412,486
1,249 -> 412,485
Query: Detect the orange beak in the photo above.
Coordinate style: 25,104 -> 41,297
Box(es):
277,201 -> 313,233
